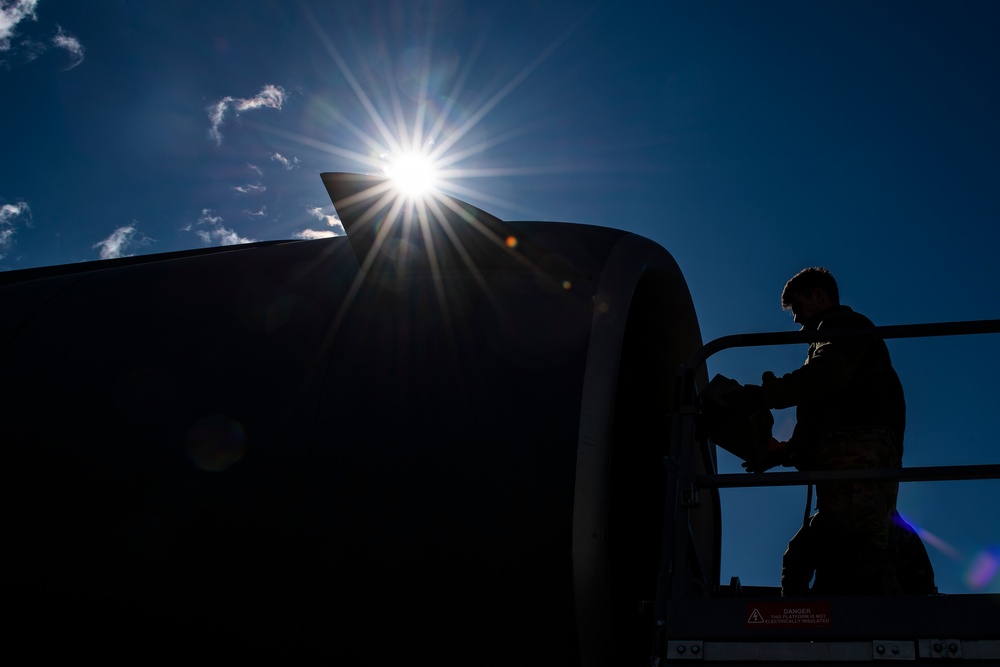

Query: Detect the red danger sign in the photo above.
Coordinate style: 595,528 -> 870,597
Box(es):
746,601 -> 831,628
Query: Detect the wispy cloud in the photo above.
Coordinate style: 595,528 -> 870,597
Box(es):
188,208 -> 256,246
296,205 -> 345,239
0,0 -> 38,52
195,209 -> 221,227
207,84 -> 287,145
307,206 -> 346,235
244,206 -> 267,218
0,200 -> 30,253
1,4 -> 84,72
247,163 -> 263,176
197,227 -> 255,246
0,200 -> 30,226
15,35 -> 43,63
93,224 -> 153,260
232,182 -> 266,195
271,152 -> 300,170
294,229 -> 337,240
52,25 -> 83,70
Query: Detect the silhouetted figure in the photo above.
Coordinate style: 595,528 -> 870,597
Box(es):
782,509 -> 936,596
740,267 -> 934,596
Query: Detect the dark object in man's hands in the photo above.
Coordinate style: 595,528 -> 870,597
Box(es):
698,374 -> 774,469
729,383 -> 767,410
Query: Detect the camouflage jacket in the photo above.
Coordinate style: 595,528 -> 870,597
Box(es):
760,305 -> 906,466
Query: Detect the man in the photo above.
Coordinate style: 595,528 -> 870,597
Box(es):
742,267 -> 933,595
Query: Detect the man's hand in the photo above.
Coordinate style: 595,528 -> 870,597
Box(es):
742,437 -> 793,473
759,369 -> 800,410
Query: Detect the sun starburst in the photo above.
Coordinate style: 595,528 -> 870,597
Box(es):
381,150 -> 439,199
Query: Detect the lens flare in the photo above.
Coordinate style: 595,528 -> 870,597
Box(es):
896,513 -> 963,561
187,415 -> 246,471
965,547 -> 1000,590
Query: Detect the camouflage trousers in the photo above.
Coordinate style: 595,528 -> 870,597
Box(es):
814,428 -> 901,550
782,428 -> 922,596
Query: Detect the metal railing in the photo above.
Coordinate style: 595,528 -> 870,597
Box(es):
702,463 -> 1000,488
658,318 -> 1000,609
653,319 -> 1000,667
687,319 -> 1000,491
687,319 -> 1000,371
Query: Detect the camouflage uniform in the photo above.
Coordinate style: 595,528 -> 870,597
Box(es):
760,306 -> 933,595
782,428 -> 919,596
815,428 -> 900,552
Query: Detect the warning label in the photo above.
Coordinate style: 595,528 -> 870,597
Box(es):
746,602 -> 831,628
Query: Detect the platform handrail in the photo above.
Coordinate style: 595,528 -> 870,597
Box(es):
658,317 -> 1000,610
687,318 -> 1000,373
654,317 -> 1000,665
698,463 -> 1000,489
685,318 -> 1000,488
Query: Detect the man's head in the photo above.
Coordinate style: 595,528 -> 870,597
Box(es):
781,267 -> 839,325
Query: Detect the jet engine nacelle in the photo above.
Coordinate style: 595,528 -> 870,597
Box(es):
0,174 -> 711,664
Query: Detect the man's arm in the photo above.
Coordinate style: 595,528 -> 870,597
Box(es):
759,336 -> 869,409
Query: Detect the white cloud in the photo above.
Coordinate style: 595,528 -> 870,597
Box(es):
294,229 -> 337,240
52,25 -> 83,69
232,182 -> 266,195
188,208 -> 256,246
93,223 -> 153,260
247,163 -> 263,176
0,200 -> 29,225
0,0 -> 38,51
271,152 -> 300,170
307,206 -> 346,235
207,84 -> 287,145
197,226 -> 255,246
197,209 -> 222,226
0,200 -> 30,250
0,5 -> 84,72
245,207 -> 267,218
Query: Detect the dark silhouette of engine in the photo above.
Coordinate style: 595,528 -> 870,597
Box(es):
0,174 -> 707,664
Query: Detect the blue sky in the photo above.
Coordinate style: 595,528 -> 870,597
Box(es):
2,0 -> 998,593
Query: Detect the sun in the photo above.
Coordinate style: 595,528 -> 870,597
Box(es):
382,151 -> 439,198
